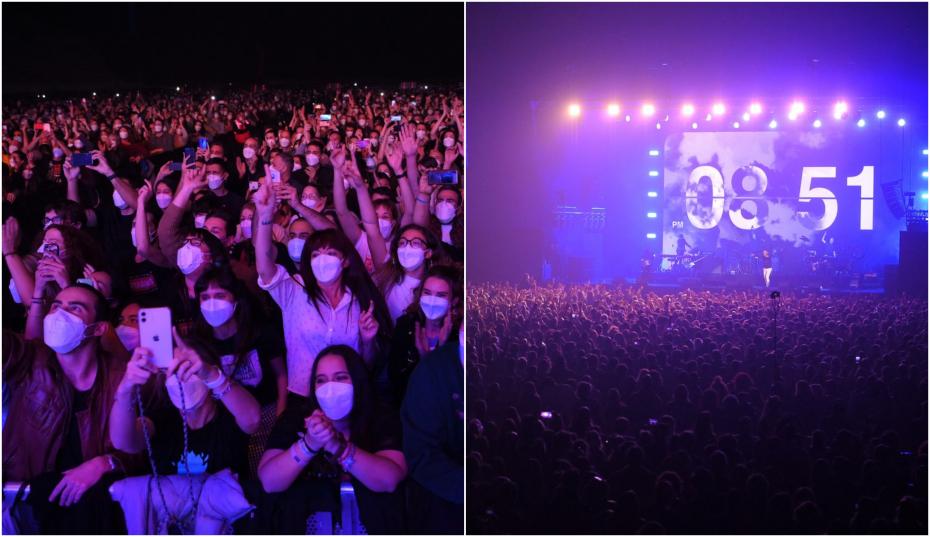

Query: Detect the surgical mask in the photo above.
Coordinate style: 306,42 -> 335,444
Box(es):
370,139 -> 379,148
9,279 -> 22,304
8,144 -> 19,153
301,197 -> 319,210
176,243 -> 204,275
293,163 -> 302,172
443,137 -> 455,148
242,147 -> 256,159
416,130 -> 426,140
194,214 -> 207,229
315,381 -> 354,420
358,120 -> 367,127
378,218 -> 394,239
113,190 -> 128,210
397,245 -> 425,270
52,148 -> 64,160
43,308 -> 89,354
115,325 -> 140,351
287,238 -> 306,262
153,125 -> 163,133
240,219 -> 252,239
165,375 -> 209,411
74,140 -> 84,150
311,254 -> 342,283
156,193 -> 173,209
119,131 -> 129,140
366,157 -> 376,169
435,201 -> 456,224
420,295 -> 450,321
306,153 -> 320,167
89,124 -> 98,132
266,138 -> 276,147
207,173 -> 224,190
279,138 -> 291,148
200,298 -> 236,327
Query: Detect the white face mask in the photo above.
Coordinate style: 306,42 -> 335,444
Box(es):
311,254 -> 342,283
115,325 -> 140,351
153,125 -> 164,133
119,131 -> 129,140
443,137 -> 455,148
378,218 -> 394,239
415,130 -> 426,140
113,190 -> 128,210
156,193 -> 173,209
200,298 -> 236,327
315,381 -> 354,420
177,243 -> 204,275
301,197 -> 319,210
420,295 -> 450,320
194,214 -> 207,229
165,374 -> 209,410
287,238 -> 306,262
240,219 -> 252,239
279,138 -> 291,148
8,144 -> 19,153
306,153 -> 320,167
266,138 -> 276,147
207,173 -> 224,190
366,157 -> 376,169
242,147 -> 256,160
43,308 -> 90,354
435,201 -> 456,224
359,120 -> 367,127
74,140 -> 84,150
397,245 -> 425,270
52,148 -> 64,160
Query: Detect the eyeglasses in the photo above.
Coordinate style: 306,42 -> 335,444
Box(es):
183,238 -> 205,247
398,238 -> 428,249
44,216 -> 63,226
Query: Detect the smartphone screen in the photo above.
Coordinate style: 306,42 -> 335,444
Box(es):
269,167 -> 281,183
198,137 -> 209,151
182,147 -> 196,163
356,140 -> 370,150
319,114 -> 332,122
249,181 -> 260,192
168,162 -> 183,172
428,169 -> 459,185
139,307 -> 173,369
71,153 -> 94,167
390,115 -> 402,123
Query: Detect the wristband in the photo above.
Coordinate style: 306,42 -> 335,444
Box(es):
203,368 -> 227,389
416,197 -> 429,205
396,172 -> 407,179
290,442 -> 307,465
106,173 -> 118,181
298,436 -> 318,458
211,379 -> 234,400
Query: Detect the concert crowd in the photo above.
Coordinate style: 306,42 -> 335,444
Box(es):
467,282 -> 927,534
1,85 -> 464,534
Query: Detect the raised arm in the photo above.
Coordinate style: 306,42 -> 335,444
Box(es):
86,150 -> 139,211
2,217 -> 35,308
252,176 -> 278,285
278,184 -> 336,232
412,173 -> 434,227
330,147 -> 362,243
158,156 -> 204,261
134,181 -> 171,267
347,158 -> 388,271
110,348 -> 157,454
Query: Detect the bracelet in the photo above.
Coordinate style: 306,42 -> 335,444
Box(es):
106,173 -> 118,181
290,442 -> 307,465
298,436 -> 318,458
396,172 -> 407,179
416,197 -> 429,205
260,219 -> 272,226
203,368 -> 227,389
211,379 -> 234,400
339,442 -> 357,472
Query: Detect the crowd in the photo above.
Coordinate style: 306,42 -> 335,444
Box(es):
467,283 -> 927,534
2,84 -> 464,534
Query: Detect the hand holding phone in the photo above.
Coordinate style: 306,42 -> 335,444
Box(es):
139,307 -> 173,369
428,170 -> 459,185
269,167 -> 282,184
71,153 -> 94,167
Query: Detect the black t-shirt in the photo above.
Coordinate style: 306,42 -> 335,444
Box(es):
150,404 -> 248,476
210,330 -> 281,407
213,190 -> 246,220
115,256 -> 178,304
265,402 -> 406,533
54,388 -> 91,472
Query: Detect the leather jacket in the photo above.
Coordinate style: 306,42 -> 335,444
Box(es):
2,331 -> 137,482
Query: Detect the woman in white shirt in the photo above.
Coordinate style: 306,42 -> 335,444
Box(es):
252,181 -> 391,404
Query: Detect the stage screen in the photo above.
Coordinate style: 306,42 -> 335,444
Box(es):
662,130 -> 903,277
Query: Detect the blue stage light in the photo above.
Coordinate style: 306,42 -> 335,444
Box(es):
646,233 -> 657,239
876,110 -> 886,119
648,170 -> 659,177
897,118 -> 906,127
648,149 -> 660,156
647,191 -> 658,198
647,212 -> 657,218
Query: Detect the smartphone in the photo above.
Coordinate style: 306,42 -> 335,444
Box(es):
249,181 -> 260,192
168,162 -> 183,172
269,167 -> 281,184
139,307 -> 173,369
71,153 -> 94,167
391,115 -> 403,123
356,140 -> 370,150
182,147 -> 196,163
428,169 -> 459,186
43,123 -> 52,133
855,356 -> 861,363
198,137 -> 209,151
540,411 -> 553,419
42,243 -> 60,259
319,114 -> 332,122
420,157 -> 440,170
648,418 -> 658,426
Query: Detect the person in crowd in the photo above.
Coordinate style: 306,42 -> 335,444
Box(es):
467,284 -> 928,534
255,345 -> 408,533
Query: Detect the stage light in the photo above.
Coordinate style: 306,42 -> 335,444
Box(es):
380,92 -> 385,97
655,122 -> 662,130
921,171 -> 928,178
648,170 -> 659,177
813,119 -> 822,128
92,92 -> 97,97
789,101 -> 806,116
606,103 -> 621,116
712,102 -> 726,116
742,112 -> 750,122
353,82 -> 358,87
642,103 -> 656,117
648,149 -> 660,157
647,212 -> 657,218
750,102 -> 763,115
769,120 -> 778,129
705,113 -> 713,121
922,192 -> 928,200
733,122 -> 740,129
681,103 -> 695,116
211,95 -> 216,101
832,101 -> 849,120
424,85 -> 429,90
567,103 -> 582,118
625,114 -> 632,123
857,119 -> 866,128
788,112 -> 798,121
897,118 -> 906,127
115,93 -> 120,97
923,149 -> 928,155
646,233 -> 657,239
876,110 -> 886,119
647,191 -> 658,198
176,86 -> 181,92
691,122 -> 698,129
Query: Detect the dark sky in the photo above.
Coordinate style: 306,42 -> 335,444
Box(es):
3,2 -> 463,94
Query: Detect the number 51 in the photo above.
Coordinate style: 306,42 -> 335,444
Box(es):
799,166 -> 874,230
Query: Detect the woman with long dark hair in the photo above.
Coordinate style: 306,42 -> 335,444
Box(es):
256,345 -> 407,533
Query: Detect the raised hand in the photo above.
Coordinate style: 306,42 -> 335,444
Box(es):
117,347 -> 158,396
304,409 -> 336,452
63,159 -> 80,182
37,256 -> 70,289
137,179 -> 154,205
252,175 -> 275,213
359,301 -> 379,342
1,217 -> 19,256
399,123 -> 418,156
167,326 -> 217,382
